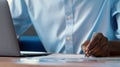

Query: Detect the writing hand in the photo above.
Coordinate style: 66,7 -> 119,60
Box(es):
82,33 -> 109,57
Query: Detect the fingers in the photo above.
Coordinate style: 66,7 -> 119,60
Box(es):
81,40 -> 90,56
86,33 -> 103,51
82,40 -> 90,48
88,37 -> 108,55
84,33 -> 109,57
89,41 -> 108,57
85,33 -> 103,56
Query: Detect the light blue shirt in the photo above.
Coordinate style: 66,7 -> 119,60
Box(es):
8,0 -> 120,54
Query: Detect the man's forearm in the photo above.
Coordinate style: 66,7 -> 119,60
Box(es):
109,41 -> 120,56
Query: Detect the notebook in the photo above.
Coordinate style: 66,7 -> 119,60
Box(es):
0,0 -> 51,57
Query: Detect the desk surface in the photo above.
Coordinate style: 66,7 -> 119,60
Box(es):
0,54 -> 120,67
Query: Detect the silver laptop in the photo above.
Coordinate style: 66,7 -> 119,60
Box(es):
0,0 -> 50,57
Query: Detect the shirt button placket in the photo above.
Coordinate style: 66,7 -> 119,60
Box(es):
64,0 -> 74,54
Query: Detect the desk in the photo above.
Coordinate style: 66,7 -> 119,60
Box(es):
0,54 -> 120,67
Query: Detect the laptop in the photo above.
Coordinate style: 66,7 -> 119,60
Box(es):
0,0 -> 51,57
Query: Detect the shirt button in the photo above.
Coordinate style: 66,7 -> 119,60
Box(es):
67,16 -> 71,20
66,36 -> 71,41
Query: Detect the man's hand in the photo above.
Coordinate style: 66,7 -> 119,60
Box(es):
82,33 -> 110,57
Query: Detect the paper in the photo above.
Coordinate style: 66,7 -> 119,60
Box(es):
17,54 -> 120,64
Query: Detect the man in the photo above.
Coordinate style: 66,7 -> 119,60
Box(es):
8,0 -> 120,56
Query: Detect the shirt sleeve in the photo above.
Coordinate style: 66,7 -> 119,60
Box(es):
8,0 -> 32,36
112,0 -> 120,39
